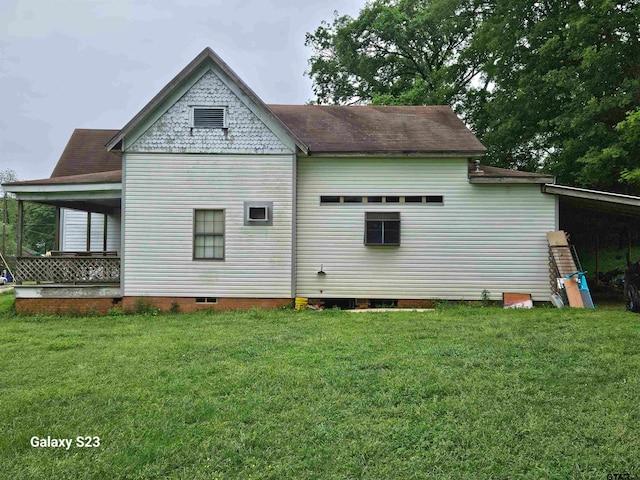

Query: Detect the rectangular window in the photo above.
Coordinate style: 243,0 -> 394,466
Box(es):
365,212 -> 400,246
194,209 -> 224,260
320,196 -> 341,204
244,202 -> 273,225
192,107 -> 227,129
249,206 -> 267,221
195,297 -> 218,304
320,195 -> 443,205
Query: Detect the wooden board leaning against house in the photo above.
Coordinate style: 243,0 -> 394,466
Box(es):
547,230 -> 583,307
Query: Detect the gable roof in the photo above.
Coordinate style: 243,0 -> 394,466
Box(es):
269,105 -> 486,156
106,47 -> 308,154
4,48 -> 487,189
3,107 -> 487,189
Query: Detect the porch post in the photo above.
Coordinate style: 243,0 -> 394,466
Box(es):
54,207 -> 61,251
86,212 -> 91,251
103,214 -> 108,251
17,200 -> 23,257
2,192 -> 7,257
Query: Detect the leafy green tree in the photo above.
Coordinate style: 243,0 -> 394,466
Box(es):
0,170 -> 56,256
24,203 -> 56,254
475,0 -> 640,191
0,169 -> 18,258
305,0 -> 488,112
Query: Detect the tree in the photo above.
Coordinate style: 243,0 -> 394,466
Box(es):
305,0 -> 489,113
23,203 -> 56,254
0,169 -> 18,258
474,0 -> 640,191
0,170 -> 56,256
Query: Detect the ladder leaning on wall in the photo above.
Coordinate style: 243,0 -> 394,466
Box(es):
547,231 -> 595,308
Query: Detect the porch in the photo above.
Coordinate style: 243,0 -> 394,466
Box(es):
4,169 -> 123,301
16,251 -> 121,285
12,251 -> 122,310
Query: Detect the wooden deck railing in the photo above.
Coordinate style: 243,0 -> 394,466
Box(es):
16,252 -> 120,284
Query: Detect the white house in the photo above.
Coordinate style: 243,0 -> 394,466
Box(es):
5,47 -> 560,313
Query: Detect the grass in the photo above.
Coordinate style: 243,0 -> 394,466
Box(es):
1,302 -> 639,479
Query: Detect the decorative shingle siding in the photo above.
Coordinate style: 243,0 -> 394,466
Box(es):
129,70 -> 290,154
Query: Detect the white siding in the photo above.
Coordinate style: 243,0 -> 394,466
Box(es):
296,158 -> 557,301
60,209 -> 121,253
123,153 -> 294,298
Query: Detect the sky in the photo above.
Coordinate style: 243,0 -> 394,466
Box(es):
0,0 -> 365,182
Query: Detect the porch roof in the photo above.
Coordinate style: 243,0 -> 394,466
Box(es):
2,128 -> 122,214
7,169 -> 122,186
4,171 -> 121,215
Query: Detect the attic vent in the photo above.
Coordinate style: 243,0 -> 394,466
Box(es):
192,107 -> 227,129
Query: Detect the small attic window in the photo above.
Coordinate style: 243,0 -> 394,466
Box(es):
192,106 -> 227,129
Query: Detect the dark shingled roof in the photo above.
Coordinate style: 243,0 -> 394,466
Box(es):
8,170 -> 122,186
51,128 -> 121,178
268,105 -> 486,155
5,107 -> 487,188
3,129 -> 121,187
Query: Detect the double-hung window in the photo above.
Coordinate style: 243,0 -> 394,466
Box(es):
365,212 -> 401,246
194,209 -> 224,260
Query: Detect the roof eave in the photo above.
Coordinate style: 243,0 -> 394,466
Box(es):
470,176 -> 555,184
304,150 -> 486,158
543,183 -> 640,207
4,182 -> 122,195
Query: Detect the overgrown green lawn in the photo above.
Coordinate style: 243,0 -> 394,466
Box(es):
1,298 -> 639,479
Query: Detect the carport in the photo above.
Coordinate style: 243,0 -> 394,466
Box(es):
543,184 -> 640,308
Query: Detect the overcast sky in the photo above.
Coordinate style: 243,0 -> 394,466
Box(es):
0,0 -> 364,181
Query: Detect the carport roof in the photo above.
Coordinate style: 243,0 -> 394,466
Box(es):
544,184 -> 640,216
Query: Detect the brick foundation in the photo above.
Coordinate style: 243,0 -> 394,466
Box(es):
396,299 -> 436,309
15,297 -> 119,315
14,296 -> 436,315
15,296 -> 292,315
121,296 -> 292,313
